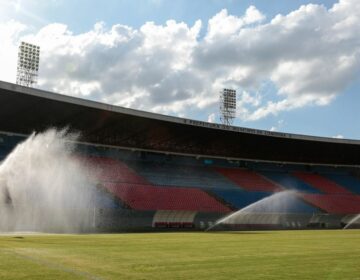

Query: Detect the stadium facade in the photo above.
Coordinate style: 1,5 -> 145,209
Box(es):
1,80 -> 360,231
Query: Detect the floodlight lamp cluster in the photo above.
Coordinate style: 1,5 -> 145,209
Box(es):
220,88 -> 237,126
16,42 -> 40,87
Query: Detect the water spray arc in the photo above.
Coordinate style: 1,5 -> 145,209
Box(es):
343,213 -> 360,229
206,191 -> 297,231
0,129 -> 98,233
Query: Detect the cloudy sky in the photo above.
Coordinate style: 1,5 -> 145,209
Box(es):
0,0 -> 359,139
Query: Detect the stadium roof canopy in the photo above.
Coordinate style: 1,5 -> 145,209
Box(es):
1,80 -> 360,166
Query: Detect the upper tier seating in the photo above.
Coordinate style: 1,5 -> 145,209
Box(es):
215,167 -> 281,192
260,171 -> 321,193
293,172 -> 352,194
103,182 -> 231,212
301,194 -> 360,214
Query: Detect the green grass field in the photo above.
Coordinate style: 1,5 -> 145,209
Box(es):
1,230 -> 360,279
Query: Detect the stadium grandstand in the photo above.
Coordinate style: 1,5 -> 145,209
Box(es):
1,80 -> 360,231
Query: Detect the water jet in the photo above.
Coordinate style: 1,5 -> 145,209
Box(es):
206,191 -> 302,231
0,129 -> 98,233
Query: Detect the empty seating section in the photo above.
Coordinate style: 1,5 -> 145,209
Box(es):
128,161 -> 238,189
5,129 -> 360,217
301,194 -> 360,214
83,154 -> 360,215
293,172 -> 352,194
215,168 -> 281,192
103,182 -> 231,212
84,156 -> 148,184
325,174 -> 360,194
260,171 -> 321,193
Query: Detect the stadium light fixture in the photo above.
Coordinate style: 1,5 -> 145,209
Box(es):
16,42 -> 40,87
220,88 -> 236,126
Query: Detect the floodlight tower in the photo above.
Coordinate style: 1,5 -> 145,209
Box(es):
220,88 -> 237,126
16,42 -> 40,87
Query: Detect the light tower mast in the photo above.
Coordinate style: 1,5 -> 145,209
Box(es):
220,88 -> 236,126
16,42 -> 40,87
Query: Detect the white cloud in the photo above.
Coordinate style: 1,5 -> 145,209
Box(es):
333,134 -> 344,139
205,6 -> 265,42
22,20 -> 207,114
243,5 -> 266,24
0,0 -> 49,25
0,0 -> 359,122
208,113 -> 216,123
0,20 -> 26,83
270,120 -> 284,132
196,0 -> 360,120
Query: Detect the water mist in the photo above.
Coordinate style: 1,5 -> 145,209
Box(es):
0,129 -> 98,233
